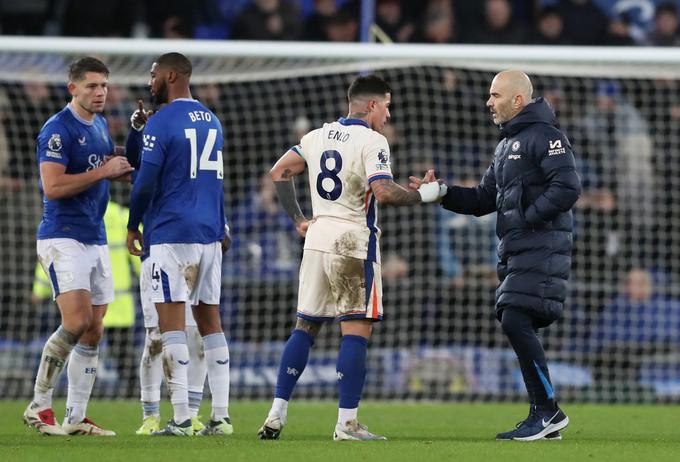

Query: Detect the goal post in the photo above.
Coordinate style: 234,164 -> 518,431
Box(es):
1,37 -> 679,403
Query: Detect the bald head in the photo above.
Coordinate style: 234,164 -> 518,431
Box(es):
486,70 -> 533,125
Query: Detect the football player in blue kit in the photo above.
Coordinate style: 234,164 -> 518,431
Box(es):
24,57 -> 133,436
127,52 -> 232,437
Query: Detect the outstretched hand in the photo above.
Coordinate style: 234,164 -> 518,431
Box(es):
409,169 -> 436,190
131,99 -> 153,131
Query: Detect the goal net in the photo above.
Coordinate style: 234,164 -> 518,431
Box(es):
1,38 -> 679,403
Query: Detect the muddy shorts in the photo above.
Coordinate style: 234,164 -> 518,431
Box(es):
139,258 -> 198,328
297,249 -> 383,322
149,242 -> 221,305
37,238 -> 114,305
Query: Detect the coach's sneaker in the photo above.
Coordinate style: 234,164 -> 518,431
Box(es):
23,403 -> 67,436
191,416 -> 206,433
62,417 -> 116,436
152,418 -> 193,436
496,405 -> 569,442
136,415 -> 161,435
257,414 -> 285,440
197,417 -> 233,436
333,420 -> 387,441
544,431 -> 562,440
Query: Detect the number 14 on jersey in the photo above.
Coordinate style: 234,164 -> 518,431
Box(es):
185,128 -> 223,179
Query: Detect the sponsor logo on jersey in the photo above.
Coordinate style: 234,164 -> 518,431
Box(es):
143,134 -> 156,149
548,139 -> 566,156
48,133 -> 62,151
45,150 -> 62,159
511,140 -> 521,152
508,154 -> 522,160
78,136 -> 86,146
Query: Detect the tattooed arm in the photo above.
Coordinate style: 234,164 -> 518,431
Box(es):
270,150 -> 310,236
371,178 -> 423,205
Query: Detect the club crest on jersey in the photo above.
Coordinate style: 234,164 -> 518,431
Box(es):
511,141 -> 521,152
48,133 -> 62,151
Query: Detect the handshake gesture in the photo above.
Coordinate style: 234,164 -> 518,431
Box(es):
409,169 -> 447,203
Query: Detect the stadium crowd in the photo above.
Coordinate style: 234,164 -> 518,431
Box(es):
1,0 -> 680,47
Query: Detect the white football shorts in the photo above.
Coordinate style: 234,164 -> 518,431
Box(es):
297,249 -> 383,322
36,238 -> 114,306
140,258 -> 197,328
149,242 -> 222,305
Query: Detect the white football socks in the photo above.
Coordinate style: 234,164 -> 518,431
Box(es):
186,326 -> 206,417
338,407 -> 358,426
65,343 -> 98,424
203,333 -> 230,421
139,327 -> 162,418
269,397 -> 289,423
33,325 -> 78,409
162,331 -> 190,423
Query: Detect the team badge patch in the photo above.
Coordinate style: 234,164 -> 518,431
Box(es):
48,133 -> 62,151
511,141 -> 520,152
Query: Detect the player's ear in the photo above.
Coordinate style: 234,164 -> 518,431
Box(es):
167,70 -> 177,84
67,81 -> 77,97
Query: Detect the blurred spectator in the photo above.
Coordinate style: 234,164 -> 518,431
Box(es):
60,0 -> 135,37
527,7 -> 567,45
645,2 -> 680,46
324,6 -> 358,42
412,4 -> 457,44
144,0 -> 195,38
0,0 -> 50,35
557,0 -> 608,45
597,268 -> 680,346
605,14 -> 636,46
226,173 -> 300,280
436,176 -> 497,288
302,0 -> 336,41
465,0 -> 524,44
382,252 -> 409,282
231,0 -> 302,41
4,82 -> 56,181
592,268 -> 680,385
582,80 -> 655,264
375,0 -> 414,43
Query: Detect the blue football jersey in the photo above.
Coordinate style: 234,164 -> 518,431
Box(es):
36,105 -> 114,244
140,99 -> 225,245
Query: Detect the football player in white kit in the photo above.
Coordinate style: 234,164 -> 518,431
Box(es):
258,75 -> 445,441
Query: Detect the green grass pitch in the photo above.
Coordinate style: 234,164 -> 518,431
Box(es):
1,400 -> 678,462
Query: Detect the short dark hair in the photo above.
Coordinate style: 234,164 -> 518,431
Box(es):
656,2 -> 677,18
68,57 -> 109,82
156,52 -> 192,78
348,74 -> 392,102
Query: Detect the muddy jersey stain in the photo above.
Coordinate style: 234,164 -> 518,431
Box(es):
329,256 -> 366,313
334,231 -> 358,255
345,171 -> 365,199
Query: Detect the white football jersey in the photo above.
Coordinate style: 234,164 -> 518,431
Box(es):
293,118 -> 393,263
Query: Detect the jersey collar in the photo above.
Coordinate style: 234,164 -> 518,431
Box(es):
66,104 -> 95,126
338,117 -> 369,128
